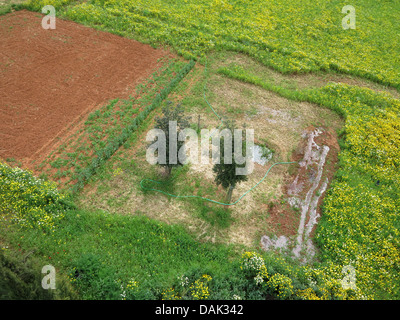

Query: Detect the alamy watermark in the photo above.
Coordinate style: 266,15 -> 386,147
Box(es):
342,5 -> 356,30
146,121 -> 255,175
41,5 -> 56,30
340,264 -> 357,290
41,264 -> 56,290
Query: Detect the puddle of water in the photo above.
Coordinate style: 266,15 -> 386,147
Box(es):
253,145 -> 273,166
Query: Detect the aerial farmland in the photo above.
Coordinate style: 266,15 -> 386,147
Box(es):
0,0 -> 399,305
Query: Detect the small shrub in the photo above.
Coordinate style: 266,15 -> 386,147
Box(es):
266,273 -> 294,300
0,162 -> 71,232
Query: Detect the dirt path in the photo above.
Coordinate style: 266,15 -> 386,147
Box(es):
0,10 -> 166,166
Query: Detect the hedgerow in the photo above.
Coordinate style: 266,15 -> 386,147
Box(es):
70,59 -> 195,193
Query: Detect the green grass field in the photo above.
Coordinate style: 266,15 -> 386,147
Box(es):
1,0 -> 399,300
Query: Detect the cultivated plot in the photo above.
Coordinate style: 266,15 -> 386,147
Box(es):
0,10 -> 166,167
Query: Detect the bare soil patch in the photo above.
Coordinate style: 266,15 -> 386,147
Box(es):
0,10 -> 166,166
260,125 -> 340,262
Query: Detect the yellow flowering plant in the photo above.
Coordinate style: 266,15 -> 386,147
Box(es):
0,162 -> 70,232
161,287 -> 181,300
189,274 -> 212,300
240,251 -> 269,285
266,273 -> 294,300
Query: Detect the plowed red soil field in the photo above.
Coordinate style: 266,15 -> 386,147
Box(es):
0,10 -> 166,165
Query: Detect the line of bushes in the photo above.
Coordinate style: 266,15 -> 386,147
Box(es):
70,60 -> 195,194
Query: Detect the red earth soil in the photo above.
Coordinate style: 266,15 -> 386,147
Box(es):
0,10 -> 166,166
